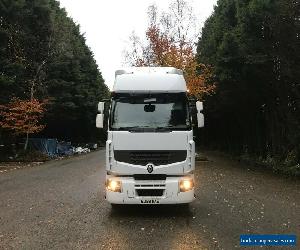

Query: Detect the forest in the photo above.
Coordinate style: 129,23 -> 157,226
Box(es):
0,0 -> 299,174
124,0 -> 299,174
197,0 -> 300,173
0,0 -> 109,149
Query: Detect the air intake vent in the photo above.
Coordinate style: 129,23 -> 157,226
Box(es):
114,150 -> 187,165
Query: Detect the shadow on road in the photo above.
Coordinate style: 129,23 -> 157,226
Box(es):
109,204 -> 194,219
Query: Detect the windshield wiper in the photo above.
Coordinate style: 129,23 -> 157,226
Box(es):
155,126 -> 189,132
127,126 -> 146,132
155,127 -> 173,132
113,126 -> 187,132
116,126 -> 151,132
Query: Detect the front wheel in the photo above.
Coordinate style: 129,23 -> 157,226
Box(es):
110,203 -> 122,211
178,203 -> 191,212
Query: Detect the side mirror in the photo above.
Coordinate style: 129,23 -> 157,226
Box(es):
196,101 -> 204,128
197,113 -> 204,128
96,102 -> 105,128
98,102 -> 104,113
96,114 -> 104,128
196,101 -> 203,112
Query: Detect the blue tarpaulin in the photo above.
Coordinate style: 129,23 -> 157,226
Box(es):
57,142 -> 74,156
28,138 -> 58,156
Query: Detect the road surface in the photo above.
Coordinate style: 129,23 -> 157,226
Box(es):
0,150 -> 299,249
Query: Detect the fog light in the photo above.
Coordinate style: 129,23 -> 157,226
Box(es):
106,179 -> 122,192
179,178 -> 194,192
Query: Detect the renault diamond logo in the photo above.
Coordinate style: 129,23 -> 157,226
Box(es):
146,163 -> 154,173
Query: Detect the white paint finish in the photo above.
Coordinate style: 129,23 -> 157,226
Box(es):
111,131 -> 188,150
105,175 -> 195,204
106,140 -> 112,170
97,102 -> 104,113
196,101 -> 203,111
115,67 -> 183,77
196,101 -> 205,128
113,67 -> 187,93
188,140 -> 195,170
197,113 -> 204,128
96,114 -> 104,128
111,160 -> 188,175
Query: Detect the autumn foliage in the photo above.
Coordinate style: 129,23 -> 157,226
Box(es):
0,98 -> 47,136
125,1 -> 216,100
142,26 -> 215,99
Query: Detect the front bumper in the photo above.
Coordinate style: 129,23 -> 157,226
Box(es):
105,175 -> 195,204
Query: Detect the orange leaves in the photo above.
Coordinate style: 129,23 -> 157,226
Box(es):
124,1 -> 216,99
185,62 -> 216,99
146,26 -> 171,66
136,25 -> 215,99
0,98 -> 47,135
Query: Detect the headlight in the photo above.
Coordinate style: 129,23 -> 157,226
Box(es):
179,178 -> 194,192
106,179 -> 122,192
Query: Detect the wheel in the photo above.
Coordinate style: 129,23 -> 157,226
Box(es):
179,203 -> 190,211
111,203 -> 122,211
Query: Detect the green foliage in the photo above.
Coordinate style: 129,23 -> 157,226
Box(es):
0,0 -> 109,143
197,0 -> 300,171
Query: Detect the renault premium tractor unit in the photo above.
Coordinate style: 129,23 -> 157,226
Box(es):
96,67 -> 204,205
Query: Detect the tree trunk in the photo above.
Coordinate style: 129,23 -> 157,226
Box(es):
24,132 -> 29,151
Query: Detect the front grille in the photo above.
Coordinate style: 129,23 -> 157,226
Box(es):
114,150 -> 187,165
136,189 -> 164,197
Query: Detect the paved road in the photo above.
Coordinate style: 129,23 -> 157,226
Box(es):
0,150 -> 299,249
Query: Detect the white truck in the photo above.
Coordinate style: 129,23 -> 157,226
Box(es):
96,67 -> 204,206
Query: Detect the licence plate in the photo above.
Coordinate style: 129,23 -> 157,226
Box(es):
140,198 -> 160,204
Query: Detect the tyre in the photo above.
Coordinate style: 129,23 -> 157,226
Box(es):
180,203 -> 190,211
111,203 -> 122,211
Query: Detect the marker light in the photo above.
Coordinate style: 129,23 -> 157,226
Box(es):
106,179 -> 122,192
179,178 -> 194,192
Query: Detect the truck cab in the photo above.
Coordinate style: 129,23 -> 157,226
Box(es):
96,67 -> 204,205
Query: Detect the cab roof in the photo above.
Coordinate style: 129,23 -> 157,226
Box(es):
113,67 -> 187,93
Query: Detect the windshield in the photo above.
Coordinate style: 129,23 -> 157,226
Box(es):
110,93 -> 191,131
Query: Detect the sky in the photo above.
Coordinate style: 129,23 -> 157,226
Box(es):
58,0 -> 217,89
